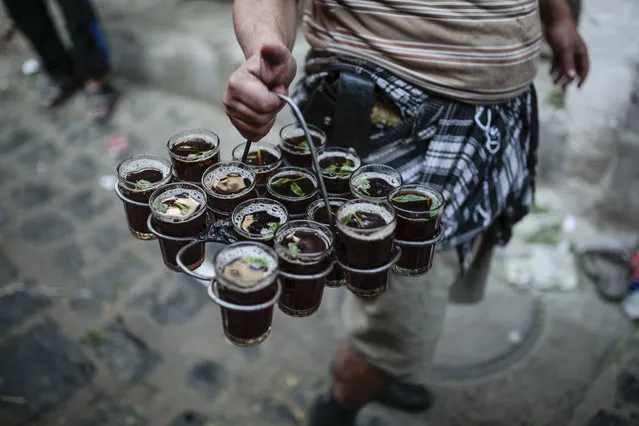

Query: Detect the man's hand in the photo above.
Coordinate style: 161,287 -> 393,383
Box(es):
223,43 -> 296,141
544,18 -> 589,88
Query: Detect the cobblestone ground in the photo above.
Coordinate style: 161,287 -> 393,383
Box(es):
1,47 -> 639,426
0,72 -> 338,426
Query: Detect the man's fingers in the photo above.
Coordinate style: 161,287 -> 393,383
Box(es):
561,52 -> 577,87
227,72 -> 282,114
576,43 -> 590,88
550,59 -> 559,76
225,102 -> 274,127
271,84 -> 288,96
576,52 -> 589,88
552,67 -> 563,85
229,116 -> 276,142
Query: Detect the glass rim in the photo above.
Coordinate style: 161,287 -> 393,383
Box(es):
231,198 -> 289,240
231,141 -> 282,167
148,181 -> 208,223
201,161 -> 257,200
116,154 -> 173,191
214,241 -> 280,291
231,145 -> 283,173
335,199 -> 397,233
279,123 -> 327,144
318,147 -> 362,179
349,164 -> 403,200
167,128 -> 220,161
306,197 -> 350,221
388,184 -> 445,215
266,166 -> 319,201
279,123 -> 327,155
274,219 -> 335,259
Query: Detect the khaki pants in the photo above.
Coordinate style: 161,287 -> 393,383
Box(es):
342,232 -> 496,385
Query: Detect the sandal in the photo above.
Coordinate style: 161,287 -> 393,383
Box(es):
40,77 -> 76,109
85,83 -> 118,122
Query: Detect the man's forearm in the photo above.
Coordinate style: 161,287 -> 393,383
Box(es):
539,0 -> 573,25
233,0 -> 298,59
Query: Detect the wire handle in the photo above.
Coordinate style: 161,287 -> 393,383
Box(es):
208,280 -> 282,312
238,93 -> 333,226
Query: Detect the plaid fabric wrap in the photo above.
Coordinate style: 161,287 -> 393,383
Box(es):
293,57 -> 538,261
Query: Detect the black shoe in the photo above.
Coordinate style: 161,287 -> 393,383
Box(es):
375,380 -> 434,412
308,393 -> 357,426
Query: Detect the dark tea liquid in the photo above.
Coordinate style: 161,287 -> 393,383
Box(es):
282,134 -> 324,168
337,208 -> 395,296
277,229 -> 331,317
311,203 -> 346,287
212,173 -> 251,195
152,191 -> 208,271
237,210 -> 281,246
313,203 -> 340,225
240,146 -> 282,195
391,190 -> 442,273
219,283 -> 277,345
170,138 -> 219,183
232,200 -> 289,247
120,168 -> 164,238
270,174 -> 315,197
268,172 -> 317,216
355,176 -> 395,198
203,163 -> 257,219
215,245 -> 280,347
320,156 -> 356,194
246,150 -> 278,168
241,210 -> 281,234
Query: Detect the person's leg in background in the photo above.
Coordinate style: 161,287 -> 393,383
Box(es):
309,232 -> 496,426
55,0 -> 116,121
308,247 -> 457,425
2,0 -> 77,107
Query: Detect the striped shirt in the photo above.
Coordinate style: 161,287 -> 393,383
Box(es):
303,0 -> 543,104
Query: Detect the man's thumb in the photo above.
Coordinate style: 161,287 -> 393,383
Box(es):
259,43 -> 290,88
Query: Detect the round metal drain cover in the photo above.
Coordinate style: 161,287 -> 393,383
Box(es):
429,282 -> 544,382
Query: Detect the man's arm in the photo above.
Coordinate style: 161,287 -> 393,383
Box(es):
539,0 -> 589,88
223,0 -> 298,141
233,0 -> 297,59
539,0 -> 573,26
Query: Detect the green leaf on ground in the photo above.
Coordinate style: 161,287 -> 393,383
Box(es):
525,222 -> 562,245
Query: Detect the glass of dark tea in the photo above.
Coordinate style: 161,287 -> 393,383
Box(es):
307,197 -> 348,287
232,142 -> 282,196
231,198 -> 289,246
336,199 -> 397,297
318,147 -> 361,196
350,164 -> 403,202
201,161 -> 256,221
274,220 -> 334,317
212,242 -> 280,346
279,123 -> 327,168
149,182 -> 208,272
266,167 -> 318,217
116,154 -> 172,240
167,129 -> 220,183
389,184 -> 444,276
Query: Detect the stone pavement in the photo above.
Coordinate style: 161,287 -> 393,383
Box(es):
1,6 -> 639,426
0,75 -> 636,426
